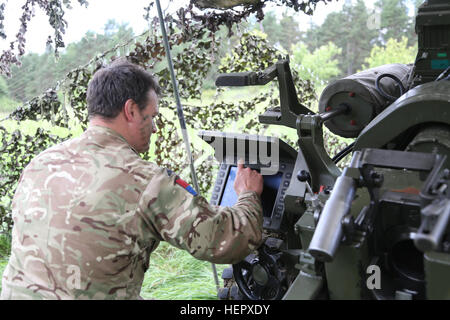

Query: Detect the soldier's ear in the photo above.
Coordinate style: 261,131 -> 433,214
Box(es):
123,99 -> 138,122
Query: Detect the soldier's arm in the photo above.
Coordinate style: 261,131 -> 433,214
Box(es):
137,167 -> 264,264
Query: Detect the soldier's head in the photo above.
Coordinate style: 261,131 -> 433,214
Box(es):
87,59 -> 161,153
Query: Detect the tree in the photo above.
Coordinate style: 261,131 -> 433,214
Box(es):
260,11 -> 282,47
304,0 -> 378,76
278,12 -> 302,53
0,75 -> 18,112
259,11 -> 302,53
362,36 -> 417,69
0,0 -> 334,76
0,76 -> 8,97
194,0 -> 260,8
291,42 -> 342,86
0,0 -> 89,76
5,21 -> 134,103
193,0 -> 333,12
376,0 -> 416,46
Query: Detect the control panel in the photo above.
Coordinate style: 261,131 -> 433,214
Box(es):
210,162 -> 294,232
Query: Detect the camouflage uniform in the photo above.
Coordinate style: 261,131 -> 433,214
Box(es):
1,125 -> 263,300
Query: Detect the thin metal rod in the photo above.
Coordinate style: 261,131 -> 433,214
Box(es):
155,0 -> 200,194
155,0 -> 220,293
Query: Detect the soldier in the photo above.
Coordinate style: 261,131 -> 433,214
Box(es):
1,59 -> 264,299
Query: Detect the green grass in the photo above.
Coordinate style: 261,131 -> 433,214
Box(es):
141,242 -> 227,300
0,259 -> 7,293
0,234 -> 11,257
0,234 -> 11,294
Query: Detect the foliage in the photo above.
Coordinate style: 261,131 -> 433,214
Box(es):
258,11 -> 302,53
265,0 -> 333,15
303,0 -> 418,77
1,0 -> 336,77
291,41 -> 342,86
0,233 -> 10,258
375,0 -> 417,46
0,258 -> 7,293
0,76 -> 19,112
219,30 -> 316,108
0,125 -> 64,230
0,0 -> 89,77
0,76 -> 7,96
0,96 -> 18,113
362,36 -> 417,70
141,242 -> 227,300
6,20 -> 135,103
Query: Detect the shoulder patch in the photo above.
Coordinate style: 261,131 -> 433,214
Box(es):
175,178 -> 198,196
166,168 -> 198,196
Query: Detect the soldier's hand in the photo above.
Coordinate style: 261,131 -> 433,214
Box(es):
233,160 -> 263,196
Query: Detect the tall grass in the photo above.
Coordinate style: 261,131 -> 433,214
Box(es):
0,234 -> 11,258
0,233 -> 11,294
141,242 -> 227,300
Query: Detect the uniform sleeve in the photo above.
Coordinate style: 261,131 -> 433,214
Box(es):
136,168 -> 264,264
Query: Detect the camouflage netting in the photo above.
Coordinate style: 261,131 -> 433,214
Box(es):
0,0 -> 342,233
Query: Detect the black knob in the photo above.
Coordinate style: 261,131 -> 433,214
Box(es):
370,170 -> 384,187
297,170 -> 311,182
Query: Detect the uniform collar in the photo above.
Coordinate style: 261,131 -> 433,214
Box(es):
87,125 -> 140,155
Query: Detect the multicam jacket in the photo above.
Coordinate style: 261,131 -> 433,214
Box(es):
1,125 -> 263,300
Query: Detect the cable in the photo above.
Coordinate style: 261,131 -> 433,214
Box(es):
332,142 -> 355,164
376,73 -> 406,102
435,66 -> 450,82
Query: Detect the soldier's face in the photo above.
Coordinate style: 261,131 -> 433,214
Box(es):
134,90 -> 159,153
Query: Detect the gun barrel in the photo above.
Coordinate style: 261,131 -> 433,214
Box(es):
308,173 -> 357,262
319,103 -> 351,123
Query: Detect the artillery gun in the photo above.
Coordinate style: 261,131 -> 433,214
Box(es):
200,0 -> 450,300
